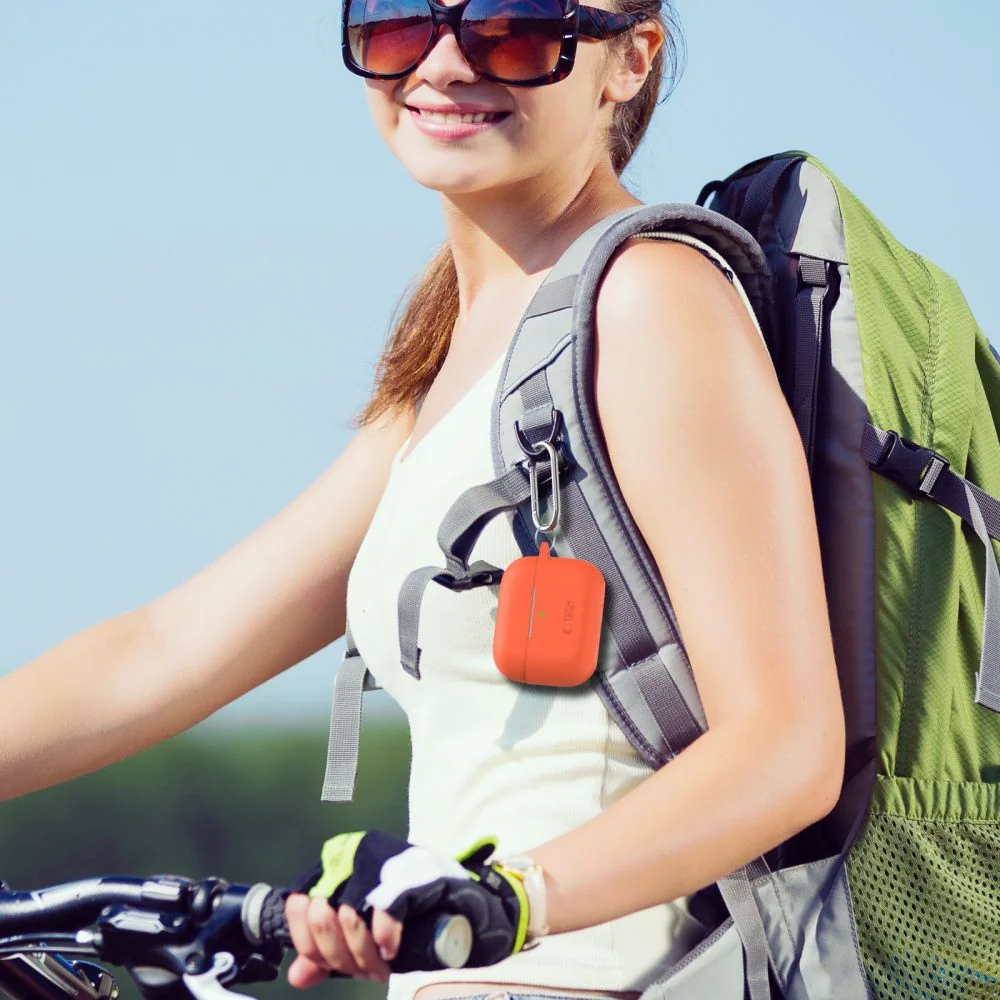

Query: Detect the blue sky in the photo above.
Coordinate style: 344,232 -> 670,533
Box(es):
2,2 -> 997,731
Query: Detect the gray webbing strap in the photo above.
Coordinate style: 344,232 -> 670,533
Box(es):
718,861 -> 772,1000
436,464 -> 536,573
397,465 -> 533,678
792,255 -> 828,470
718,858 -> 771,1000
965,480 -> 1000,713
397,565 -> 447,680
924,459 -> 1000,542
862,422 -> 1000,713
523,274 -> 577,318
396,558 -> 504,678
321,622 -> 380,802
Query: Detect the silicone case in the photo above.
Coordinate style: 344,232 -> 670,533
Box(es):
493,541 -> 605,686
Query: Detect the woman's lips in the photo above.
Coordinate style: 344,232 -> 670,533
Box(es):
406,105 -> 511,140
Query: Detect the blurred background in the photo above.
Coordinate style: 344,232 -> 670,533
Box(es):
1,2 -> 998,999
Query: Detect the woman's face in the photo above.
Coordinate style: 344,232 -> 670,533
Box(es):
362,0 -> 628,195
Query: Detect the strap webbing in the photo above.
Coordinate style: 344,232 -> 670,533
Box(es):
792,255 -> 828,470
718,861 -> 773,1000
964,479 -> 1000,712
397,558 -> 505,678
321,623 -> 380,802
397,465 -> 533,678
862,422 -> 1000,714
436,465 -> 536,577
738,157 -> 798,235
861,424 -> 1000,542
523,274 -> 577,318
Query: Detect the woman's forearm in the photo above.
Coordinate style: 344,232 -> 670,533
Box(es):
528,714 -> 843,934
0,609 -> 207,802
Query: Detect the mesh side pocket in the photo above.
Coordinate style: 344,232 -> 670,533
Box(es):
847,812 -> 1000,999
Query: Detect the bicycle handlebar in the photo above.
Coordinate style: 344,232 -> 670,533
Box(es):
0,875 -> 474,1000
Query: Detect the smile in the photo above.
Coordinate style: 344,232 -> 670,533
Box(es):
410,107 -> 509,124
405,104 -> 511,140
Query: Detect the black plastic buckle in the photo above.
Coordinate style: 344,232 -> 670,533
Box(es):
870,430 -> 949,496
434,567 -> 504,592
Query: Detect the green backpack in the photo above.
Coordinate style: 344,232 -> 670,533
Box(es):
322,151 -> 1000,999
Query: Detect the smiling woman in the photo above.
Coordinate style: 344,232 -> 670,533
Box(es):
3,6 -> 997,1000
271,0 -> 846,995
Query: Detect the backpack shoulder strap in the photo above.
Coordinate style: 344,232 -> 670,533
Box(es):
492,202 -> 772,765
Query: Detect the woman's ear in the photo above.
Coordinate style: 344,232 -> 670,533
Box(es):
603,21 -> 664,103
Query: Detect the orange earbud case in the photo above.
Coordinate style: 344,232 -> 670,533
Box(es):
493,541 -> 605,686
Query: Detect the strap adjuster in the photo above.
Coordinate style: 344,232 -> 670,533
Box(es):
434,565 -> 504,592
870,429 -> 950,496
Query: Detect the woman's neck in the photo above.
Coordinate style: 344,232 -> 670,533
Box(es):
441,158 -> 641,316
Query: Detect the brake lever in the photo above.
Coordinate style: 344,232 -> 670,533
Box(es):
181,953 -> 248,1000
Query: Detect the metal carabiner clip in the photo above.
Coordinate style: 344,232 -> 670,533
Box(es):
528,439 -> 560,541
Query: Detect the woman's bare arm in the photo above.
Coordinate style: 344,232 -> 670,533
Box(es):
0,407 -> 413,802
527,239 -> 846,930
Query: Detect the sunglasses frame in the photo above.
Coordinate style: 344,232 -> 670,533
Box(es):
341,0 -> 652,87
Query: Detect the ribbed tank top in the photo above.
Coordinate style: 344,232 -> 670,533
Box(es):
345,235 -> 764,999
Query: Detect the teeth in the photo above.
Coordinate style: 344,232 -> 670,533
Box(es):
419,109 -> 498,124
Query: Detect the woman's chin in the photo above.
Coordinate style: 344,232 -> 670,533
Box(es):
397,145 -> 515,196
409,164 -> 506,196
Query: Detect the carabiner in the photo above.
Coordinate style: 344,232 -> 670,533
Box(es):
528,439 -> 560,534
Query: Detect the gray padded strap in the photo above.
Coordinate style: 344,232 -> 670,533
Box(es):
397,465 -> 533,678
517,366 -> 703,758
718,862 -> 773,1000
965,480 -> 1000,713
321,622 -> 380,803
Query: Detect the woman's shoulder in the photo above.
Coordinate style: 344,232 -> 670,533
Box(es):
591,233 -> 781,426
594,233 -> 766,363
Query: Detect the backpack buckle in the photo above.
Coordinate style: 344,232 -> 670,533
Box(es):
870,430 -> 950,496
434,565 -> 504,592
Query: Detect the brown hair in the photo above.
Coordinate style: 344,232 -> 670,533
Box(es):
352,1 -> 684,430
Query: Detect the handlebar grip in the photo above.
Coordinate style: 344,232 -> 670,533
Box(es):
254,889 -> 474,973
258,888 -> 293,950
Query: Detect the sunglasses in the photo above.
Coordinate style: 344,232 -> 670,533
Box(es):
341,0 -> 656,87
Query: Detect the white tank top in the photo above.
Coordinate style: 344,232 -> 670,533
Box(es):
345,236 -> 764,999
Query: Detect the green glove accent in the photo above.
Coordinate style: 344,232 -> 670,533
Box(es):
452,836 -> 530,955
455,835 -> 498,870
309,831 -> 366,900
489,865 -> 531,954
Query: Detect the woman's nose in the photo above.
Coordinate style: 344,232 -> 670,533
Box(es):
413,25 -> 480,88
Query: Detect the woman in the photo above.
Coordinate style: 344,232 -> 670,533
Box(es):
0,0 -> 845,996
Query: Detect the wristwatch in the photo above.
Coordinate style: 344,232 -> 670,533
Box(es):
495,854 -> 550,945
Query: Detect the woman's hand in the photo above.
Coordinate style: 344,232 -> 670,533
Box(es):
284,894 -> 402,986
281,830 -> 526,987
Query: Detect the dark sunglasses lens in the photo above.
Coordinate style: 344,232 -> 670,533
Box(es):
460,0 -> 566,82
345,0 -> 434,75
